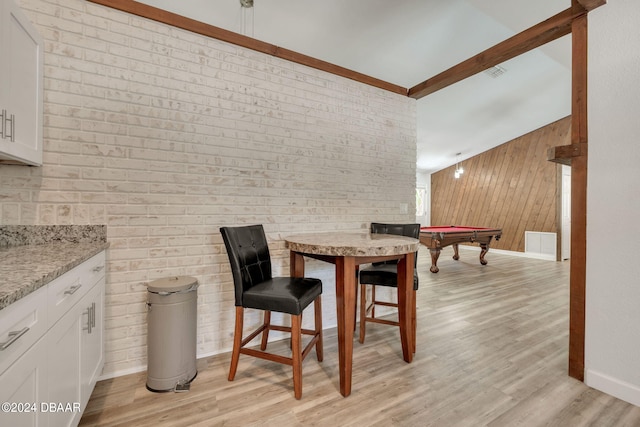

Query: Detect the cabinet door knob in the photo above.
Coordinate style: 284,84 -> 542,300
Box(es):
83,303 -> 97,334
0,109 -> 5,140
6,113 -> 15,142
0,327 -> 30,351
64,284 -> 82,295
91,302 -> 96,328
83,306 -> 93,334
0,111 -> 15,141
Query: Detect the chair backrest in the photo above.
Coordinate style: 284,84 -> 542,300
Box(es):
220,224 -> 273,306
370,222 -> 420,268
370,222 -> 420,240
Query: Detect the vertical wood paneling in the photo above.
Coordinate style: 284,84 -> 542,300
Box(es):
431,116 -> 571,252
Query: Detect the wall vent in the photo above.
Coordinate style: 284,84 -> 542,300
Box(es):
525,231 -> 556,260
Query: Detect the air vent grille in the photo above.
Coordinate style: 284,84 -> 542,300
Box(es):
484,65 -> 507,78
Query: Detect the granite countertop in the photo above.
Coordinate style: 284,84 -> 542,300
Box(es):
0,225 -> 109,311
0,241 -> 110,311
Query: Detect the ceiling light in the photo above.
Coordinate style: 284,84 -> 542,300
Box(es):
454,152 -> 464,179
239,0 -> 253,7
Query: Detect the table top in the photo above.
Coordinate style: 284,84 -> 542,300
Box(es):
285,231 -> 419,257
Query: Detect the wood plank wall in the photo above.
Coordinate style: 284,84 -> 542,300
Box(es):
430,116 -> 571,252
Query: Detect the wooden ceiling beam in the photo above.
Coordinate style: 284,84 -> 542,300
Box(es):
547,143 -> 582,165
408,7 -> 584,99
575,0 -> 607,12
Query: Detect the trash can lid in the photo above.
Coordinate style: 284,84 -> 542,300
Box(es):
147,276 -> 198,293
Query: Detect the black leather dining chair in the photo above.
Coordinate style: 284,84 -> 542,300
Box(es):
358,223 -> 420,348
220,224 -> 323,399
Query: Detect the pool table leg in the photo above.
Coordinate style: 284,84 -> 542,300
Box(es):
452,243 -> 460,261
479,243 -> 489,265
429,248 -> 440,273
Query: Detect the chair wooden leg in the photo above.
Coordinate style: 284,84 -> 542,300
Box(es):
260,310 -> 271,350
291,314 -> 303,399
411,288 -> 417,353
314,296 -> 323,361
353,266 -> 360,332
228,306 -> 244,381
371,285 -> 376,319
359,284 -> 367,344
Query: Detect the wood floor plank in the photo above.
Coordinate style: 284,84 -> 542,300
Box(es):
80,249 -> 640,426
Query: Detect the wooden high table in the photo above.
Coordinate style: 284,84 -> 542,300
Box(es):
284,231 -> 419,397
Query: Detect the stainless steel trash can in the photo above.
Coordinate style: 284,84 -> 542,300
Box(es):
146,276 -> 198,392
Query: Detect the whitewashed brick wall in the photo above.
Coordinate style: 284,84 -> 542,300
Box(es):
1,0 -> 417,378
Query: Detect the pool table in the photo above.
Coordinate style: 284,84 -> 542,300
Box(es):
419,226 -> 502,273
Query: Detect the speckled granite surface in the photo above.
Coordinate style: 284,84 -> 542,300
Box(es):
0,225 -> 106,247
0,226 -> 109,311
285,231 -> 419,257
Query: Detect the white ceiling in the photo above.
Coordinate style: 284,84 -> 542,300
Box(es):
138,0 -> 572,174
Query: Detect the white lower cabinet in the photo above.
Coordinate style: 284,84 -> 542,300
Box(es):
79,280 -> 104,413
47,304 -> 83,427
0,251 -> 106,427
0,336 -> 48,427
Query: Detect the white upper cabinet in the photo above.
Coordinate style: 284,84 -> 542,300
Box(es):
0,0 -> 43,166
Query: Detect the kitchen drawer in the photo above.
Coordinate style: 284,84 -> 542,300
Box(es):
0,286 -> 47,375
76,251 -> 106,288
47,251 -> 106,324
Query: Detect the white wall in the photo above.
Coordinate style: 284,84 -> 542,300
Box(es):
1,0 -> 417,378
416,171 -> 430,226
585,0 -> 640,406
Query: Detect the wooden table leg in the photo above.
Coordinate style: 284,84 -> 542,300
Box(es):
290,251 -> 305,277
397,252 -> 414,363
335,256 -> 356,397
429,248 -> 440,273
411,286 -> 417,354
452,243 -> 460,260
479,243 -> 489,265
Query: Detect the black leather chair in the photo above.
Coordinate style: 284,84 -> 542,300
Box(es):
220,224 -> 323,399
358,223 -> 420,348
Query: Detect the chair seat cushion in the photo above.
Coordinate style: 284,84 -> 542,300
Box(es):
243,277 -> 322,315
359,264 -> 419,290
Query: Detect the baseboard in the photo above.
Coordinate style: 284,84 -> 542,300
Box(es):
97,347 -> 238,382
522,251 -> 556,261
458,245 -> 556,261
97,365 -> 146,382
585,369 -> 640,407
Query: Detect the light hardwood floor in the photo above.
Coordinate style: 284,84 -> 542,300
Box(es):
80,248 -> 640,426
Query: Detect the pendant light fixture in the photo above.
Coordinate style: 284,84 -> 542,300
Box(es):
240,0 -> 254,37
